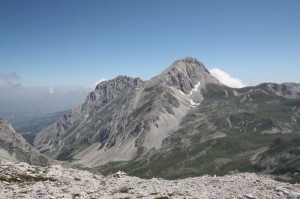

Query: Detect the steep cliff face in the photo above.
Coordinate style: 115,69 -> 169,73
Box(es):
34,57 -> 300,180
34,76 -> 142,162
0,119 -> 51,166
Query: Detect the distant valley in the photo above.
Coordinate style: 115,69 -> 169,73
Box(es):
14,110 -> 68,145
0,86 -> 89,125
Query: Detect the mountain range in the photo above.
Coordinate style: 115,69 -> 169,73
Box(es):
1,57 -> 300,183
30,57 -> 300,182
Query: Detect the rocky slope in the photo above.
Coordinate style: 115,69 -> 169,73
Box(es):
261,82 -> 300,99
0,119 -> 51,166
34,57 -> 221,165
1,161 -> 300,199
34,57 -> 300,180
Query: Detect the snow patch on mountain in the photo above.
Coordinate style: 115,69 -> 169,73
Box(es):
190,99 -> 200,107
188,81 -> 201,96
176,81 -> 202,107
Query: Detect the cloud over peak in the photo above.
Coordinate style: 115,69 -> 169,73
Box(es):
95,78 -> 107,86
85,78 -> 107,91
209,68 -> 247,88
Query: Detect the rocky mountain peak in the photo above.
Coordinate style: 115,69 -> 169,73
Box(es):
88,75 -> 142,105
95,75 -> 141,91
155,57 -> 220,94
167,57 -> 208,74
173,56 -> 205,65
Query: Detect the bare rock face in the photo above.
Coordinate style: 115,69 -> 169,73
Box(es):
156,57 -> 220,94
1,161 -> 300,199
85,75 -> 142,110
34,76 -> 141,148
0,119 -> 51,166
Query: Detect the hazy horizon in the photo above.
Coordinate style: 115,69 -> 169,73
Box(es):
0,85 -> 89,124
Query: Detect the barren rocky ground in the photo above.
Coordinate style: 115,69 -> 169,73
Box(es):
0,161 -> 299,199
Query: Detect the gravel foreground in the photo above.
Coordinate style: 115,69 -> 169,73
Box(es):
0,161 -> 299,199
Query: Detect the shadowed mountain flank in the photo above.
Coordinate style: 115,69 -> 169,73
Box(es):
0,119 -> 51,166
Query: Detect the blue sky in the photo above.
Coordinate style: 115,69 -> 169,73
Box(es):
1,0 -> 300,87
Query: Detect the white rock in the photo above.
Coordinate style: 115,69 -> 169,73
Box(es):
1,161 -> 300,199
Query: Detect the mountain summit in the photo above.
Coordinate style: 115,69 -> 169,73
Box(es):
34,57 -> 300,180
34,57 -> 220,166
156,57 -> 220,94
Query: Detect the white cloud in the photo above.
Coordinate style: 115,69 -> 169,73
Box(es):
95,78 -> 107,86
85,78 -> 107,91
0,72 -> 21,88
209,68 -> 247,88
48,86 -> 55,95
